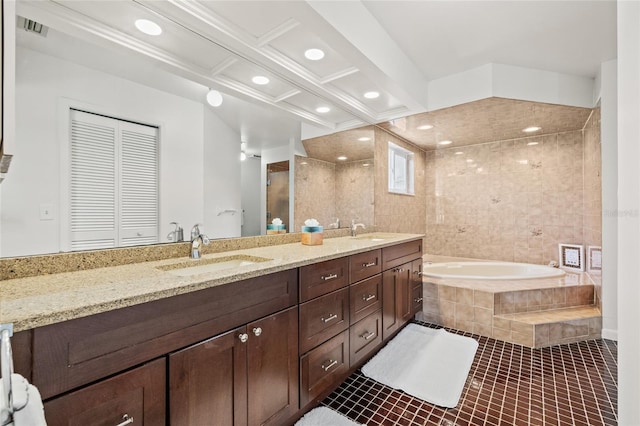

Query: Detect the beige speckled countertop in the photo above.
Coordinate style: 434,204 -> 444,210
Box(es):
0,233 -> 423,332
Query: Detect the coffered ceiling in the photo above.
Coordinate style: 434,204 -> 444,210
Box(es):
15,0 -> 616,155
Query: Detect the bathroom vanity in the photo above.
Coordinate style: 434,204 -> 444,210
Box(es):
3,233 -> 423,425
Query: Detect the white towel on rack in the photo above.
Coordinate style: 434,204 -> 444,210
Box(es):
0,374 -> 47,426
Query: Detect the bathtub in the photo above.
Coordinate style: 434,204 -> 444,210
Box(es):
423,261 -> 565,280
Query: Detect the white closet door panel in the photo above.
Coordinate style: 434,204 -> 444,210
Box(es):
70,110 -> 117,249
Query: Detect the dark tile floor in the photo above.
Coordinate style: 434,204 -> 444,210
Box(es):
321,322 -> 617,426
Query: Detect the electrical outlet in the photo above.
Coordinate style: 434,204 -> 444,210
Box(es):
40,203 -> 55,220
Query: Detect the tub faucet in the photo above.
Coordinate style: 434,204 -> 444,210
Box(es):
351,219 -> 366,237
190,223 -> 210,259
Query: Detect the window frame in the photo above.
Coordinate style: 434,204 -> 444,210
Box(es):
387,141 -> 415,196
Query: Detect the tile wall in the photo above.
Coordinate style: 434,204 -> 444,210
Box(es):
424,127 -> 601,265
294,156 -> 374,231
374,127 -> 427,234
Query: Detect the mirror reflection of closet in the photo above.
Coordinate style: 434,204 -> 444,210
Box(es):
266,161 -> 290,233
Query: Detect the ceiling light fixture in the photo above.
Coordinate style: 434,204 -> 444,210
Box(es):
466,159 -> 474,163
358,137 -> 371,141
455,151 -> 464,155
252,75 -> 270,85
363,163 -> 371,167
364,91 -> 380,99
304,48 -> 325,61
337,156 -> 347,161
523,126 -> 541,133
417,124 -> 433,130
527,141 -> 539,146
316,106 -> 330,113
135,19 -> 162,36
206,89 -> 223,107
438,140 -> 452,145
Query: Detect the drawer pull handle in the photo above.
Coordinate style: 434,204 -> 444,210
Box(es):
360,331 -> 376,340
252,327 -> 262,337
414,270 -> 423,276
238,333 -> 249,343
322,359 -> 338,372
363,294 -> 376,302
321,314 -> 338,323
414,297 -> 424,303
362,262 -> 376,268
321,273 -> 338,281
116,414 -> 134,426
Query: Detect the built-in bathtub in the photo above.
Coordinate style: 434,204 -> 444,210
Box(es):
420,257 -> 601,348
423,261 -> 565,281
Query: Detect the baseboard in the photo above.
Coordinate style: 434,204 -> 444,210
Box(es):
601,328 -> 618,341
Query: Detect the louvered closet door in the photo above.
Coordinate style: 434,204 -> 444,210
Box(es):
119,121 -> 159,247
70,111 -> 117,250
69,110 -> 159,250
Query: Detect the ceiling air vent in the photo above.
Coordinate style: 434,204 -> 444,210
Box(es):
17,16 -> 49,37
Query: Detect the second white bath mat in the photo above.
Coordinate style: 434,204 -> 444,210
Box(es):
295,406 -> 363,426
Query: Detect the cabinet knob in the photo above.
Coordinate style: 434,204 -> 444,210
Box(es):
321,359 -> 338,372
115,414 -> 134,426
394,268 -> 405,273
238,333 -> 249,343
252,327 -> 262,337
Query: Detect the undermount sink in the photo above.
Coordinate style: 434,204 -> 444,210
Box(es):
353,233 -> 396,241
158,255 -> 272,277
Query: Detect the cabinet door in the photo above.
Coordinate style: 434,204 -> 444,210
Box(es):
382,263 -> 412,341
169,327 -> 247,426
44,359 -> 165,426
247,307 -> 299,426
411,259 -> 424,315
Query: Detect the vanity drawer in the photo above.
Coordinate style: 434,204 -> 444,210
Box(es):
349,275 -> 382,325
300,257 -> 349,302
44,358 -> 165,426
300,330 -> 349,407
299,288 -> 349,354
381,239 -> 423,271
350,310 -> 383,366
350,249 -> 382,283
412,282 -> 424,314
32,269 -> 298,399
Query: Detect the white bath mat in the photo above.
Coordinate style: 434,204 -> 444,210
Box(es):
295,406 -> 364,426
361,323 -> 478,408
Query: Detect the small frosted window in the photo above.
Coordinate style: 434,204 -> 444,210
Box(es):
388,141 -> 414,195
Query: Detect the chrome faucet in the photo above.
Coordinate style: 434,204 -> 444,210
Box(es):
190,223 -> 210,259
167,222 -> 184,242
328,218 -> 340,229
351,219 -> 366,237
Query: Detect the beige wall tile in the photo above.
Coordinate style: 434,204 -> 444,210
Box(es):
474,307 -> 493,326
456,304 -> 475,322
456,287 -> 474,305
493,316 -> 512,330
511,330 -> 534,347
474,290 -> 494,309
534,324 -> 550,347
493,327 -> 512,342
439,285 -> 456,301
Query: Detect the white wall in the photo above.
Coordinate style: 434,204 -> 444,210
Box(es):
617,2 -> 640,425
1,47 -> 241,256
241,158 -> 262,237
599,60 -> 618,340
203,107 -> 241,238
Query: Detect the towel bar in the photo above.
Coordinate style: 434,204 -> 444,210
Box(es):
0,323 -> 14,426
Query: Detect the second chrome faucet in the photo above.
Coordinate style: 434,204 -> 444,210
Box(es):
351,219 -> 365,237
190,223 -> 210,259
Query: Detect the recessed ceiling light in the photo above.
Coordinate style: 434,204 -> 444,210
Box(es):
240,152 -> 247,161
364,91 -> 380,99
300,161 -> 308,165
523,126 -> 541,133
362,163 -> 370,167
316,106 -> 330,113
135,19 -> 162,36
455,151 -> 464,155
438,140 -> 452,145
417,124 -> 433,130
304,48 -> 325,61
206,89 -> 223,107
527,141 -> 539,146
337,156 -> 348,161
466,159 -> 474,163
358,137 -> 371,141
252,75 -> 270,85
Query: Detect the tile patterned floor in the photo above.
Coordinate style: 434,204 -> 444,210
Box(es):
321,322 -> 617,426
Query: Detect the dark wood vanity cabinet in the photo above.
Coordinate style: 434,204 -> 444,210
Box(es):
43,358 -> 166,426
169,307 -> 299,426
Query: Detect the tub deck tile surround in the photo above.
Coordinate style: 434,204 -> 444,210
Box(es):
422,255 -> 601,348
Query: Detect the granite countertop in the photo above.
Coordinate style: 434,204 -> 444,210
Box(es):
0,233 -> 423,332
